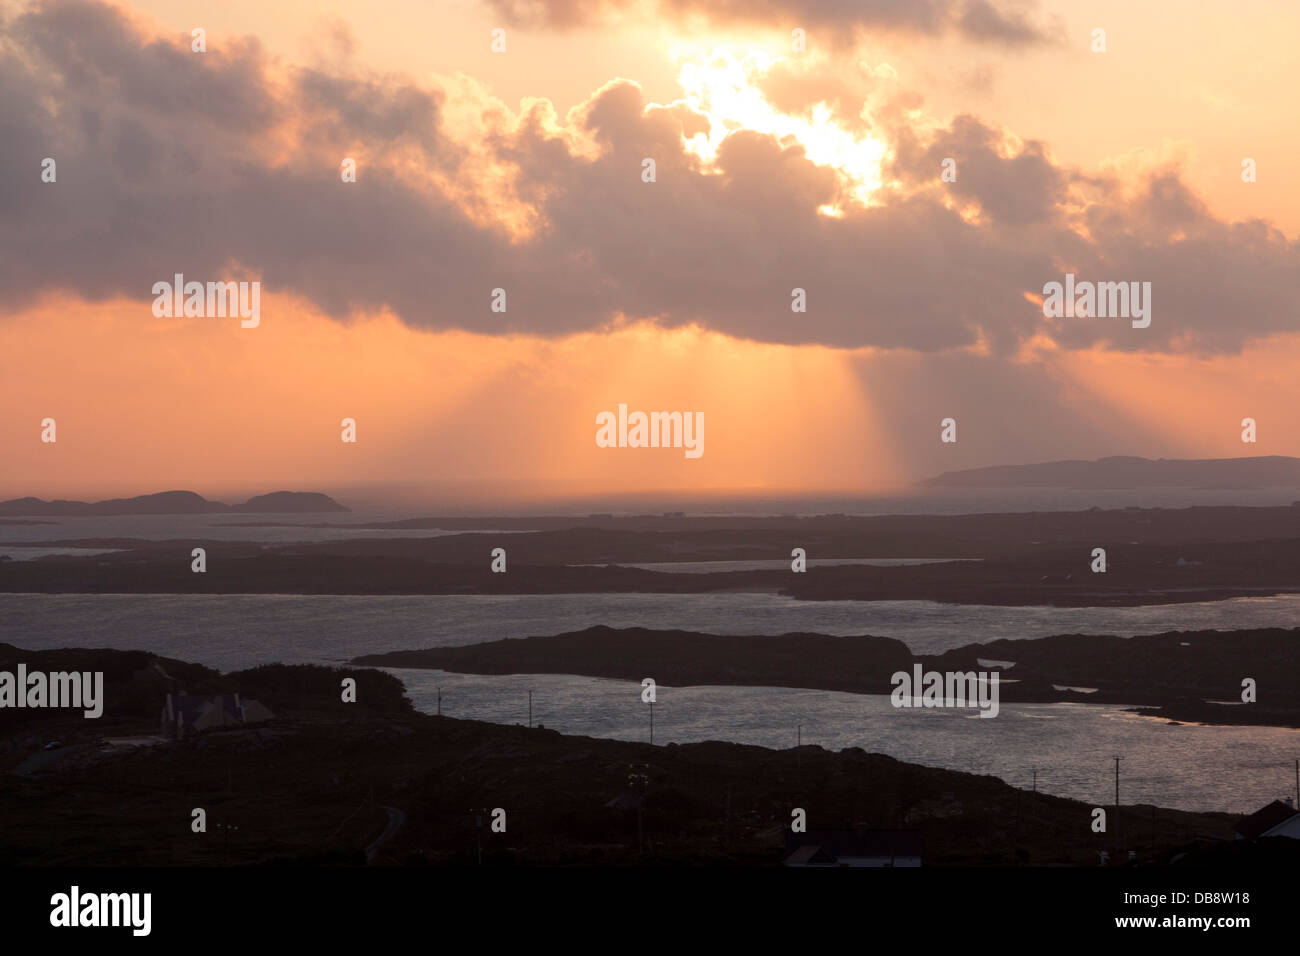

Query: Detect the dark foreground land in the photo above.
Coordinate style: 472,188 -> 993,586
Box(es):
2,645 -> 1290,868
5,504 -> 1300,606
355,625 -> 1300,728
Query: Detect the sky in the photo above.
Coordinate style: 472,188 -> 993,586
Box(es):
2,0 -> 1298,506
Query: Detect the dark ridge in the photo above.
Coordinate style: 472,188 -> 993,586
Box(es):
0,646 -> 1240,867
0,490 -> 349,516
923,455 -> 1300,489
355,625 -> 1300,728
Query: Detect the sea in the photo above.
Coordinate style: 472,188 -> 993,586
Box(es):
2,506 -> 1298,814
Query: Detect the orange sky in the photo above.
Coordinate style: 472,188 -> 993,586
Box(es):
3,0 -> 1298,504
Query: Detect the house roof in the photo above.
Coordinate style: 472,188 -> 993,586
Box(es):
786,829 -> 922,858
1234,800 -> 1299,840
784,845 -> 838,866
604,794 -> 644,811
167,693 -> 241,725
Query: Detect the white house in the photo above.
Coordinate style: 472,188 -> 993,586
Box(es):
1233,799 -> 1300,840
161,693 -> 275,740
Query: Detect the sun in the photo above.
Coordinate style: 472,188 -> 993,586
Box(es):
658,47 -> 888,211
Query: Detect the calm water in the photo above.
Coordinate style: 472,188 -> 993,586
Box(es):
0,547 -> 124,561
0,512 -> 529,544
390,669 -> 1299,814
5,591 -> 1298,814
6,484 -> 1300,542
4,591 -> 1300,662
570,558 -> 980,573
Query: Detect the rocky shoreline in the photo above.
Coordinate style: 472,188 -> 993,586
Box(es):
354,624 -> 1300,728
0,644 -> 1260,867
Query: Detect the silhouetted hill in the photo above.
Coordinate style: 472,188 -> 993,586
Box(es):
0,646 -> 1235,867
231,491 -> 350,513
357,625 -> 915,694
0,490 -> 348,516
922,455 -> 1300,489
0,644 -> 409,730
354,624 -> 1300,727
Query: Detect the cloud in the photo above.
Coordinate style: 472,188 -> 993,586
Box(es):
888,114 -> 1068,226
486,0 -> 1052,47
3,0 -> 1296,357
955,0 -> 1044,47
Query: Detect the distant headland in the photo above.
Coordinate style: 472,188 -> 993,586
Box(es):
0,490 -> 349,516
923,455 -> 1300,489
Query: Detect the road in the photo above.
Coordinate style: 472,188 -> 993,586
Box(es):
365,806 -> 406,863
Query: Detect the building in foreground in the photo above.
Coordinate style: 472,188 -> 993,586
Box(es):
161,693 -> 275,740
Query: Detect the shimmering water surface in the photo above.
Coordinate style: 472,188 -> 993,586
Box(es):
392,668 -> 1298,815
3,591 -> 1297,813
5,591 -> 1300,661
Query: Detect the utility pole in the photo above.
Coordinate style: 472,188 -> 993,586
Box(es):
797,724 -> 801,747
217,822 -> 238,853
649,701 -> 654,745
628,766 -> 649,856
1014,786 -> 1022,860
472,808 -> 485,866
1113,755 -> 1122,860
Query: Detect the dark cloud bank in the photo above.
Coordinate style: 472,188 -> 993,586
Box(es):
2,0 -> 1296,355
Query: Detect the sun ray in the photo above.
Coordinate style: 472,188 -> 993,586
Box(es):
654,48 -> 888,209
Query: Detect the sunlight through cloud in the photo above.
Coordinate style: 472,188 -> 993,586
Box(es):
659,48 -> 887,209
